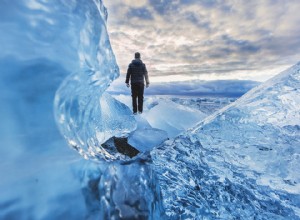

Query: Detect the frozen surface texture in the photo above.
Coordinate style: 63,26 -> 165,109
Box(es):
145,99 -> 207,138
52,0 -> 137,160
128,115 -> 168,152
77,158 -> 165,219
113,95 -> 208,151
1,0 -> 300,219
1,0 -> 136,162
114,95 -> 208,139
151,63 -> 300,219
0,0 -> 140,219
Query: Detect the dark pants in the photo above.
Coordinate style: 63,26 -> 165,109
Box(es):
131,83 -> 144,113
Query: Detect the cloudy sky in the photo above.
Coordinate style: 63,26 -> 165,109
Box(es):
105,0 -> 300,85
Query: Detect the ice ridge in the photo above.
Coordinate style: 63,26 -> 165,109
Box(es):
151,62 -> 300,219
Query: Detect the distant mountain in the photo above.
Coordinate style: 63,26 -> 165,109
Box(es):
108,79 -> 260,97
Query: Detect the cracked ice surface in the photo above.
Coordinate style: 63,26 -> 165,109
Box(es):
151,63 -> 300,219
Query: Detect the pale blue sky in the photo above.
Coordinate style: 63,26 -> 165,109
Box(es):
105,0 -> 300,83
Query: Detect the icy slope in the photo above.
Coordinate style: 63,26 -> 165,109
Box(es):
151,63 -> 300,219
194,62 -> 300,192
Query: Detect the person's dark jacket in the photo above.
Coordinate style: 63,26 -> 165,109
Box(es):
125,59 -> 149,85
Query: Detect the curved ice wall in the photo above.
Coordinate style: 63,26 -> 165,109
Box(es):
0,0 -> 136,161
53,0 -> 137,161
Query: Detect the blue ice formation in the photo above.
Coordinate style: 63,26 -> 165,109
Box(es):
1,0 -> 300,219
1,0 -> 137,162
151,63 -> 300,219
52,3 -> 137,160
114,95 -> 208,139
0,0 -> 157,219
127,114 -> 168,152
145,99 -> 207,138
77,157 -> 165,219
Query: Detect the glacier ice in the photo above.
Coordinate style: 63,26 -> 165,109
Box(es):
52,0 -> 137,160
145,99 -> 207,138
76,158 -> 165,219
114,95 -> 208,138
112,95 -> 208,151
151,63 -> 300,219
0,0 -> 136,162
1,0 -> 300,219
55,83 -> 137,160
0,0 -> 144,219
128,115 -> 168,152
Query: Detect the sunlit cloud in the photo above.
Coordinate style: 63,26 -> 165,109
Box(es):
105,0 -> 300,83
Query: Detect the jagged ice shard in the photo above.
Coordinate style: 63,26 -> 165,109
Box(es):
151,63 -> 300,219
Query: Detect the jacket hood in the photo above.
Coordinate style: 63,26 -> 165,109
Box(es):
131,59 -> 143,66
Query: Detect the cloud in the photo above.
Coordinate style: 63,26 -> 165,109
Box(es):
127,7 -> 153,20
122,0 -> 148,8
105,0 -> 300,83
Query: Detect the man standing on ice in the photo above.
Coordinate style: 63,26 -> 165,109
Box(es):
125,52 -> 150,114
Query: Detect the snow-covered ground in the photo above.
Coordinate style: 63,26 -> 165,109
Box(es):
111,95 -> 231,153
